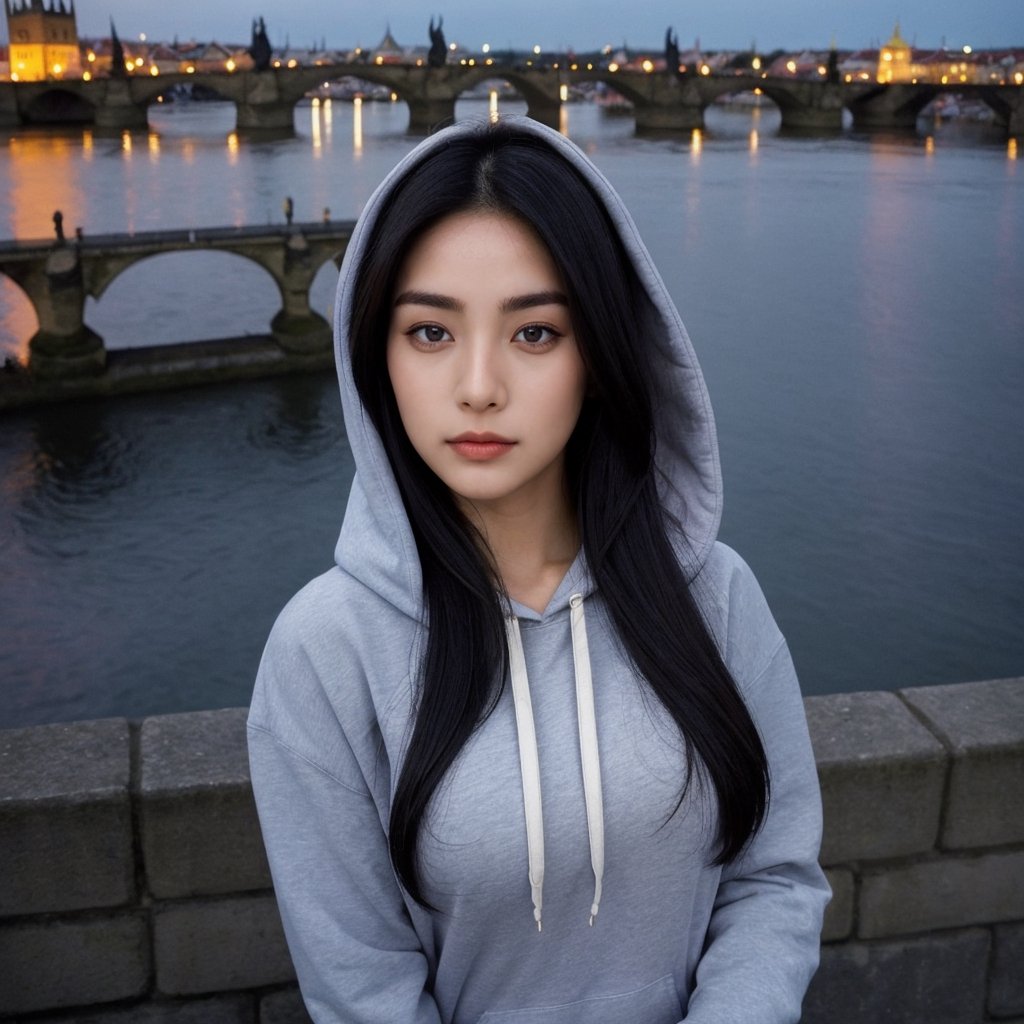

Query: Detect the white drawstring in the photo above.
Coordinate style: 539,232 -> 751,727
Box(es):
506,595 -> 606,933
570,593 -> 605,926
506,615 -> 545,931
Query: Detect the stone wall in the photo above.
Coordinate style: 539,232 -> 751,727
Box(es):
1,677 -> 1021,1023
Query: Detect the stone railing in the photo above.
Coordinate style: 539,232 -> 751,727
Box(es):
1,677 -> 1021,1023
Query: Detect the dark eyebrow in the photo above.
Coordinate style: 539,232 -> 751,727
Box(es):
393,290 -> 464,311
501,291 -> 569,314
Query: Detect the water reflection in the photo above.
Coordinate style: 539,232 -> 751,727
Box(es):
11,404 -> 140,560
246,372 -> 345,460
311,97 -> 322,153
352,96 -> 363,154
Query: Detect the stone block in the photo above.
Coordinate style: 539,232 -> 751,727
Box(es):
989,922 -> 1024,1018
821,867 -> 854,942
154,894 -> 295,996
858,850 -> 1024,938
805,691 -> 947,864
900,677 -> 1024,849
32,994 -> 256,1023
0,718 -> 134,916
140,708 -> 271,898
0,913 -> 149,1016
260,988 -> 314,1024
802,928 -> 989,1024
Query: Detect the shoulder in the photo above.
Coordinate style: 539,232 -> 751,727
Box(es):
248,567 -> 418,772
691,542 -> 787,689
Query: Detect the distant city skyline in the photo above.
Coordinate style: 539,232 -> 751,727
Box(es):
2,0 -> 1020,53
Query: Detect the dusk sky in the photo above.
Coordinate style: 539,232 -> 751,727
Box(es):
26,0 -> 1023,53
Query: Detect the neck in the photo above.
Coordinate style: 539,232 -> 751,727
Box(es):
458,490 -> 579,615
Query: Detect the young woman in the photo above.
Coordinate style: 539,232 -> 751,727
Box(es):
248,117 -> 829,1024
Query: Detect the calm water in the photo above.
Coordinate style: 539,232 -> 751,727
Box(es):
1,99 -> 1022,728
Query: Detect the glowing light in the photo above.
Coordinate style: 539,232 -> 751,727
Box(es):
148,133 -> 160,159
227,132 -> 240,161
489,88 -> 498,123
700,64 -> 711,76
533,45 -> 541,55
87,51 -> 96,62
11,72 -> 19,82
82,71 -> 91,81
818,65 -> 827,75
560,83 -> 568,101
135,57 -> 144,68
749,130 -> 759,153
925,136 -> 935,155
287,59 -> 298,68
482,43 -> 490,54
52,63 -> 63,75
786,60 -> 797,73
375,55 -> 383,65
226,59 -> 236,72
607,62 -> 619,73
121,131 -> 132,154
186,65 -> 196,74
149,65 -> 159,76
1009,138 -> 1018,160
139,33 -> 147,42
963,45 -> 972,54
390,91 -> 397,102
311,102 -> 321,150
691,128 -> 702,157
1016,72 -> 1024,86
752,56 -> 761,70
586,62 -> 593,70
642,59 -> 654,73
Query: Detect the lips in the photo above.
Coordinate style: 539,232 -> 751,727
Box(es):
447,432 -> 516,461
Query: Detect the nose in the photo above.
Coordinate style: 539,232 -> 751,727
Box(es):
455,339 -> 507,411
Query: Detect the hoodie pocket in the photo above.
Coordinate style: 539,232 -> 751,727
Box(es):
476,974 -> 682,1024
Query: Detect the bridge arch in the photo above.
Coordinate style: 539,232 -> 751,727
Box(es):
0,274 -> 39,364
21,87 -> 94,124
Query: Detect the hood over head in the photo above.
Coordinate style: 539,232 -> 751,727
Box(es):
332,116 -> 722,621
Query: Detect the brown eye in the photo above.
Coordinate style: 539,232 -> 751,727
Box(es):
514,324 -> 561,347
409,324 -> 452,345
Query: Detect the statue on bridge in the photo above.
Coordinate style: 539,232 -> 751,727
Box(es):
110,20 -> 127,78
52,210 -> 65,245
249,17 -> 272,72
665,27 -> 682,78
428,16 -> 447,68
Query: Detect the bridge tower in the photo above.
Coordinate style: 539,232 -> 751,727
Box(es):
4,0 -> 82,81
877,23 -> 912,84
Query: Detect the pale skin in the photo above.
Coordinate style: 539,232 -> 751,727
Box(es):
386,210 -> 588,613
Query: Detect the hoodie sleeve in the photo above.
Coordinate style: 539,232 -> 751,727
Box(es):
683,547 -> 831,1024
247,595 -> 442,1024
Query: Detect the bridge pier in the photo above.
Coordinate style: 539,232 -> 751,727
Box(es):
633,101 -> 704,134
28,247 -> 106,378
406,98 -> 456,134
236,102 -> 296,132
776,82 -> 844,132
270,232 -> 332,354
93,79 -> 148,131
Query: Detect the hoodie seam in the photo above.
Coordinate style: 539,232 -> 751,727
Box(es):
248,721 -> 374,799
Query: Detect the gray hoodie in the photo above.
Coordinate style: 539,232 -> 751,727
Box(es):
248,116 -> 829,1024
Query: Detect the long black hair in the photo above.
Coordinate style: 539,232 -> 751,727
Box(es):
350,120 -> 769,907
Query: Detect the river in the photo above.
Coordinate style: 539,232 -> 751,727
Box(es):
1,96 -> 1021,727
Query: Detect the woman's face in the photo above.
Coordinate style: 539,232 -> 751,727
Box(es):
387,210 -> 587,519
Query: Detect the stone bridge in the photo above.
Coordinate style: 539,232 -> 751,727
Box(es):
1,64 -> 1021,136
0,222 -> 353,377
